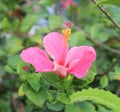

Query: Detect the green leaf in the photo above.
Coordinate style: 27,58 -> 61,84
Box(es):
18,84 -> 25,96
40,0 -> 55,6
30,33 -> 42,45
49,15 -> 63,30
65,102 -> 96,112
38,27 -> 50,34
100,76 -> 109,88
6,37 -> 23,54
23,83 -> 46,108
109,72 -> 116,80
19,73 -> 27,81
90,23 -> 110,42
12,19 -> 19,31
63,75 -> 74,90
104,4 -> 120,25
56,93 -> 71,104
27,74 -> 41,92
99,0 -> 120,6
17,61 -> 29,75
97,105 -> 113,112
7,55 -> 21,69
109,66 -> 120,80
114,66 -> 120,75
6,55 -> 29,75
96,0 -> 108,5
46,91 -> 54,103
20,14 -> 39,32
65,103 -> 81,112
2,17 -> 11,31
70,88 -> 120,112
69,31 -> 92,47
78,102 -> 96,112
46,102 -> 64,111
5,65 -> 16,74
42,72 -> 61,88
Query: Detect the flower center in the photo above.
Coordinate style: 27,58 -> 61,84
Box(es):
62,22 -> 71,44
53,62 -> 67,78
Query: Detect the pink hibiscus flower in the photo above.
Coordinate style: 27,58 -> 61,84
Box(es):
20,23 -> 96,78
61,0 -> 78,8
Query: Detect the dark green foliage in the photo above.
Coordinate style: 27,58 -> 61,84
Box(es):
0,0 -> 120,112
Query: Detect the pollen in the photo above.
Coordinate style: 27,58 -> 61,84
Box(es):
62,22 -> 71,43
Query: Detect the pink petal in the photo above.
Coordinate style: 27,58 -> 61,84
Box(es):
61,0 -> 77,8
43,32 -> 68,65
54,62 -> 67,78
20,47 -> 53,72
71,0 -> 78,7
65,46 -> 96,78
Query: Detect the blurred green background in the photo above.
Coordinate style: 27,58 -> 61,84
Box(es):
0,0 -> 120,112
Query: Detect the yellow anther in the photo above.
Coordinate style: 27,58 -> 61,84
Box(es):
62,28 -> 71,42
62,22 -> 71,43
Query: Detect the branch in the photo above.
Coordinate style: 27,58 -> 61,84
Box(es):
91,0 -> 120,30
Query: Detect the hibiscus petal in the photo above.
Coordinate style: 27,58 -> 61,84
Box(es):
20,47 -> 53,72
65,46 -> 96,78
54,62 -> 67,78
43,32 -> 68,65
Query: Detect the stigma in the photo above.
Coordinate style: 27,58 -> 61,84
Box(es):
62,22 -> 71,43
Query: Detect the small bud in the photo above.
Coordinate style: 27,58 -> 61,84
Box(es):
22,66 -> 29,71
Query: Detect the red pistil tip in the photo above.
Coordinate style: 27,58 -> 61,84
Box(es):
65,22 -> 71,28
